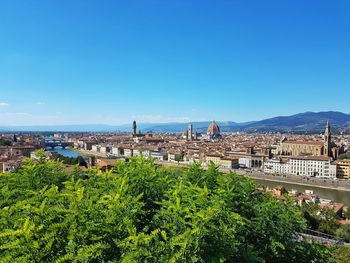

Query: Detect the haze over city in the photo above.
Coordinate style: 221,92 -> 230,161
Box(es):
1,0 -> 350,126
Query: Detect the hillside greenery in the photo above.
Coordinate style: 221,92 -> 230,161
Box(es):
301,201 -> 350,244
0,151 -> 333,262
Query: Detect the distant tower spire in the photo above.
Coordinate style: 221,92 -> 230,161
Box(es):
324,121 -> 332,157
187,123 -> 193,141
132,120 -> 137,136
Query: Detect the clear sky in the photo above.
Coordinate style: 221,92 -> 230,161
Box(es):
0,0 -> 349,125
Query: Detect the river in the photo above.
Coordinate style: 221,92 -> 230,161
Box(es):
47,147 -> 81,158
252,178 -> 350,206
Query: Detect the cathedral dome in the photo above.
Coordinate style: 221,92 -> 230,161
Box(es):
207,121 -> 220,135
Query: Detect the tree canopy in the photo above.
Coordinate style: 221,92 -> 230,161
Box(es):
0,138 -> 12,146
0,157 -> 332,262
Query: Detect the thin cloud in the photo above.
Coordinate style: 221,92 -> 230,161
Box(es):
36,102 -> 46,105
0,102 -> 9,106
6,112 -> 33,117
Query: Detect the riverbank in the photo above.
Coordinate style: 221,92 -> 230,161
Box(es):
236,170 -> 350,192
154,160 -> 350,193
77,149 -> 109,158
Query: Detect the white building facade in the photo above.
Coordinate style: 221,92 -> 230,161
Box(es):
263,159 -> 290,174
289,157 -> 336,178
263,156 -> 336,179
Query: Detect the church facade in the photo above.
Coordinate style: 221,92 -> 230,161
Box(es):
277,121 -> 338,159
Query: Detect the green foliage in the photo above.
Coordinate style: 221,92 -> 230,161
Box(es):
335,225 -> 350,242
0,138 -> 12,146
0,157 -> 331,262
300,202 -> 350,242
330,246 -> 350,263
344,208 -> 350,220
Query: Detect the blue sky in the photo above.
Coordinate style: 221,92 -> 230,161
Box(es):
0,0 -> 349,125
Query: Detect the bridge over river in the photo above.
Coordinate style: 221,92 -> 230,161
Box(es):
44,137 -> 74,150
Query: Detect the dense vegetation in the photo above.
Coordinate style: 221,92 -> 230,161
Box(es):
0,153 -> 333,262
302,203 -> 350,242
330,246 -> 350,263
0,138 -> 12,146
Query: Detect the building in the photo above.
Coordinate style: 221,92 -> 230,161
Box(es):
263,156 -> 337,178
229,147 -> 267,169
184,149 -> 200,164
83,141 -> 97,151
336,159 -> 350,179
91,145 -> 100,153
289,156 -> 337,178
149,149 -> 167,161
168,151 -> 184,162
264,158 -> 290,174
219,157 -> 239,169
99,144 -> 112,154
278,139 -> 324,157
205,154 -> 222,166
124,148 -> 133,157
0,159 -> 22,173
187,123 -> 193,141
277,122 -> 339,159
111,146 -> 125,156
205,154 -> 238,169
131,120 -> 146,140
180,123 -> 197,141
324,121 -> 332,157
133,148 -> 142,157
132,120 -> 137,136
0,146 -> 35,158
207,121 -> 221,140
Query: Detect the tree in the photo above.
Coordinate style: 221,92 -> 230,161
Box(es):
331,246 -> 350,263
336,225 -> 350,242
0,138 -> 12,146
344,208 -> 350,220
0,157 -> 332,262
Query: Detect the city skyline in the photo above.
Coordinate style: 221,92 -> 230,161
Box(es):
1,0 -> 350,125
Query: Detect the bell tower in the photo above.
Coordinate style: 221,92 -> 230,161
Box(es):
187,123 -> 193,141
324,121 -> 332,157
132,120 -> 137,136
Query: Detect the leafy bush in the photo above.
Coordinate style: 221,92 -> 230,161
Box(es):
330,246 -> 350,263
0,158 -> 331,262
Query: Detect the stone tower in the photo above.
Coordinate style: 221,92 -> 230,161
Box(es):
187,123 -> 193,141
132,120 -> 137,136
324,121 -> 332,157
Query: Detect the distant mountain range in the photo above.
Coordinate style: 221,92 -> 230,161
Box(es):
242,111 -> 350,133
1,111 -> 350,133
